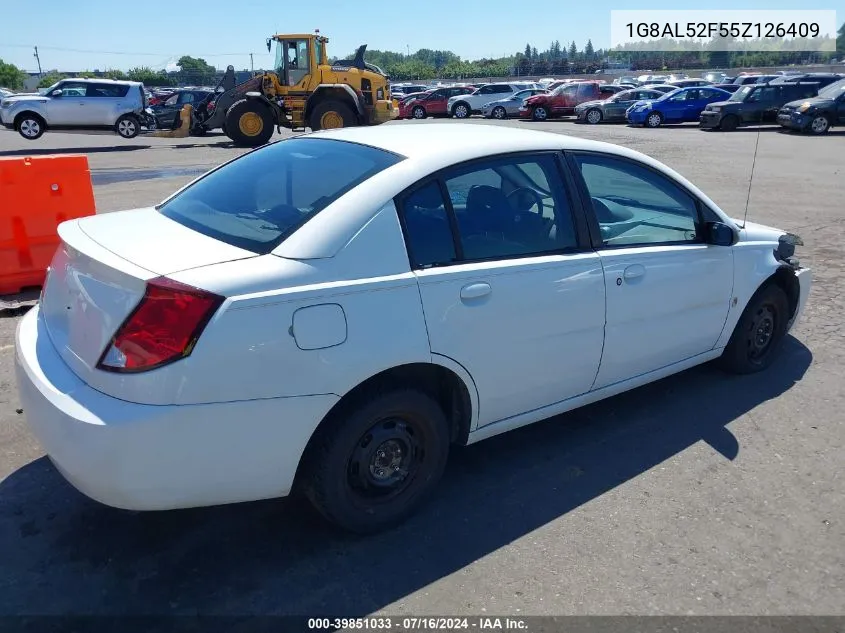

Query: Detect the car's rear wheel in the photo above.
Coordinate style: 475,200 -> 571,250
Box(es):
532,106 -> 549,121
302,389 -> 451,533
115,114 -> 140,139
585,108 -> 603,124
720,114 -> 739,131
719,284 -> 790,374
15,113 -> 45,140
412,105 -> 426,119
645,112 -> 663,128
808,115 -> 831,135
492,106 -> 507,120
452,102 -> 470,119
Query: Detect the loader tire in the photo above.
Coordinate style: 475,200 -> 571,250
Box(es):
309,100 -> 357,131
225,100 -> 274,147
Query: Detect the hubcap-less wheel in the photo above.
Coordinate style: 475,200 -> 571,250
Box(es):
348,418 -> 422,501
747,304 -> 776,362
117,119 -> 136,137
454,104 -> 469,118
493,106 -> 506,119
320,111 -> 344,129
239,111 -> 264,136
647,113 -> 662,128
412,107 -> 425,119
586,109 -> 602,124
20,119 -> 40,138
810,116 -> 830,134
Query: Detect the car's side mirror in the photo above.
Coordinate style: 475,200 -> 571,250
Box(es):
706,221 -> 737,246
51,89 -> 63,97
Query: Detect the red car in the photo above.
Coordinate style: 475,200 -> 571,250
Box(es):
521,82 -> 622,121
397,91 -> 433,119
402,85 -> 475,119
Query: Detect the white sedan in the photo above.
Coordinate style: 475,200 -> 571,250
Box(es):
15,124 -> 811,533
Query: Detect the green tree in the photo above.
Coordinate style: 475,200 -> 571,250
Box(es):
584,39 -> 595,60
568,41 -> 578,60
127,66 -> 176,86
0,59 -> 27,90
176,55 -> 216,83
524,43 -> 532,59
103,69 -> 128,80
38,71 -> 66,88
531,46 -> 539,60
837,22 -> 844,55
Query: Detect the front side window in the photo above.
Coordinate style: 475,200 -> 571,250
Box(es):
159,138 -> 402,254
573,154 -> 700,247
56,81 -> 87,97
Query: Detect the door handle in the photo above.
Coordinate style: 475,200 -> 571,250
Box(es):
622,264 -> 646,281
460,282 -> 492,301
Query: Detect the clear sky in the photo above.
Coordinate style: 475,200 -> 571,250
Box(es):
1,0 -> 841,73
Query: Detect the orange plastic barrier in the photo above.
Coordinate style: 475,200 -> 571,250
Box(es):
0,154 -> 96,295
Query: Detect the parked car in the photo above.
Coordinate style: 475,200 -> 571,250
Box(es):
404,85 -> 475,119
668,79 -> 713,88
700,82 -> 819,131
391,84 -> 429,98
703,72 -> 730,84
14,124 -> 811,533
614,76 -> 639,86
151,89 -> 213,129
777,78 -> 845,134
713,83 -> 742,94
447,82 -> 538,119
520,82 -> 623,121
481,88 -> 548,119
0,87 -> 14,102
0,78 -> 152,140
397,91 -> 434,119
733,75 -> 779,85
626,86 -> 732,127
770,73 -> 843,89
575,88 -> 666,124
639,84 -> 680,94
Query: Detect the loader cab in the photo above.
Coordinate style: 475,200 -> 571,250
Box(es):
271,34 -> 325,88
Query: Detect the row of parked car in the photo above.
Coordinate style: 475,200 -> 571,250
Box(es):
392,73 -> 844,135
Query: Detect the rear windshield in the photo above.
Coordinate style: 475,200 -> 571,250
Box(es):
158,138 -> 403,253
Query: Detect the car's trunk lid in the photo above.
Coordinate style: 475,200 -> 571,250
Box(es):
40,209 -> 255,382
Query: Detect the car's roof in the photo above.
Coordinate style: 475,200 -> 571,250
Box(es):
61,77 -> 141,86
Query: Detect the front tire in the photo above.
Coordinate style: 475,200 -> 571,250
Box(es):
15,113 -> 46,140
115,114 -> 140,139
225,99 -> 275,147
808,115 -> 831,135
645,111 -> 663,128
720,114 -> 739,131
309,100 -> 357,131
492,106 -> 507,120
585,108 -> 603,124
303,389 -> 451,533
452,102 -> 470,119
412,105 -> 426,119
720,284 -> 790,374
532,106 -> 549,121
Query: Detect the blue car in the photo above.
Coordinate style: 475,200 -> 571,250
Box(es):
626,87 -> 732,128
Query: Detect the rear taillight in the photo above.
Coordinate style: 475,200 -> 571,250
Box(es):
97,277 -> 223,373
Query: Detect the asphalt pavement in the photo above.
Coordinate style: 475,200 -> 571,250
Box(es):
0,120 -> 843,618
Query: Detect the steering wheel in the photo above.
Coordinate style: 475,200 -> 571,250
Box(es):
506,187 -> 544,215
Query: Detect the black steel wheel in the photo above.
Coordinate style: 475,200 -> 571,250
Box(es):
720,284 -> 790,374
303,389 -> 450,533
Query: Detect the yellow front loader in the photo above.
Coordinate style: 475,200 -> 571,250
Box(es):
195,33 -> 396,146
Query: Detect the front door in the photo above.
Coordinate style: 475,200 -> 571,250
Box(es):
569,152 -> 734,389
399,153 -> 605,426
45,81 -> 90,125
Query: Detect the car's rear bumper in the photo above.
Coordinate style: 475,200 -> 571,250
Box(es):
699,112 -> 723,128
15,306 -> 339,511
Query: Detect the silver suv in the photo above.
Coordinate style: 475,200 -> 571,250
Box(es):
447,82 -> 540,119
1,78 -> 149,140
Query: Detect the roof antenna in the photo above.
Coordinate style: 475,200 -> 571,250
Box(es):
741,130 -> 761,229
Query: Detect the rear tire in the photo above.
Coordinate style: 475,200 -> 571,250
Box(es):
719,284 -> 790,374
115,114 -> 140,139
309,100 -> 357,131
225,100 -> 275,147
720,115 -> 739,131
302,388 -> 451,534
15,113 -> 46,140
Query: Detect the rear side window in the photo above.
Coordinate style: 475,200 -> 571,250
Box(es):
87,83 -> 129,97
159,138 -> 403,253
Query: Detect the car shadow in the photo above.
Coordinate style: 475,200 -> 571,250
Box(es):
0,146 -> 151,157
0,337 -> 812,616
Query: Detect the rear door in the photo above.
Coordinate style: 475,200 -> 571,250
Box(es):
85,82 -> 130,125
400,153 -> 605,426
